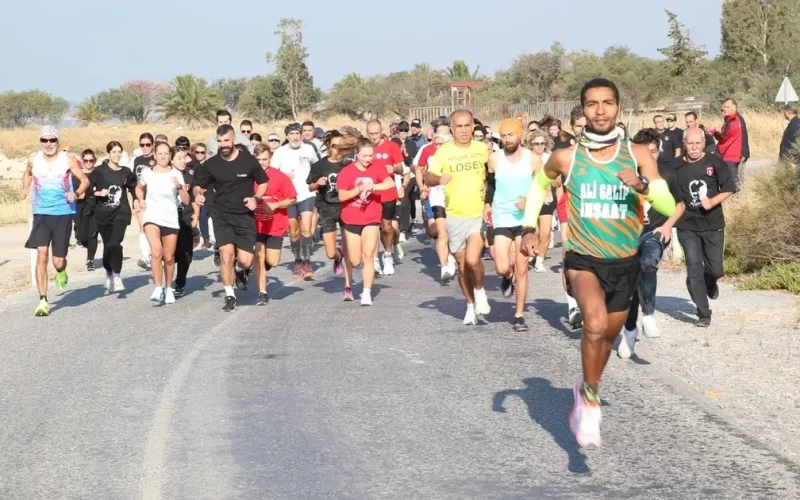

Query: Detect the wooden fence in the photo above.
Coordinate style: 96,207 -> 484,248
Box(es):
409,102 -> 580,128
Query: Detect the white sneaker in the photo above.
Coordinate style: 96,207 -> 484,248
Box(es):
163,288 -> 176,304
548,236 -> 555,249
382,254 -> 395,275
374,257 -> 384,276
361,293 -> 373,306
641,315 -> 661,338
534,261 -> 546,273
441,266 -> 454,282
105,274 -> 114,293
113,276 -> 124,293
617,327 -> 637,359
475,295 -> 491,316
149,286 -> 165,303
395,242 -> 404,260
463,308 -> 477,325
399,233 -> 407,243
446,254 -> 457,276
570,377 -> 602,447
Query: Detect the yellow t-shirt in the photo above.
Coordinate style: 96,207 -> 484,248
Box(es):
427,140 -> 488,218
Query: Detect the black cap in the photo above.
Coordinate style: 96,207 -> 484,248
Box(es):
284,122 -> 301,134
411,119 -> 422,128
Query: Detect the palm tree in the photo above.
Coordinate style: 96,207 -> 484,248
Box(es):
446,60 -> 480,80
74,97 -> 107,124
159,74 -> 222,126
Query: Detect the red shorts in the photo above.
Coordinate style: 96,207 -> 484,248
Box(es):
557,196 -> 567,223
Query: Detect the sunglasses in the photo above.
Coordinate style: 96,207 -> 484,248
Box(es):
140,142 -> 153,147
666,119 -> 675,122
83,158 -> 95,163
195,150 -> 207,155
178,145 -> 189,151
268,139 -> 280,143
241,130 -> 252,134
532,142 -> 547,147
40,138 -> 58,144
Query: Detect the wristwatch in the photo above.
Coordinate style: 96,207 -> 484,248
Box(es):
637,175 -> 649,194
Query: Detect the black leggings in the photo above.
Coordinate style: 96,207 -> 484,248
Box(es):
77,211 -> 99,262
98,219 -> 128,274
400,184 -> 417,233
175,221 -> 194,288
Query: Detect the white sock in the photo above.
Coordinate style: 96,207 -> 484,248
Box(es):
363,287 -> 371,297
566,292 -> 578,310
535,256 -> 543,266
466,303 -> 475,313
474,287 -> 487,302
139,234 -> 151,260
224,286 -> 235,298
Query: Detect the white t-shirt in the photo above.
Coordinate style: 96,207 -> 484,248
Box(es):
270,143 -> 318,202
140,168 -> 185,229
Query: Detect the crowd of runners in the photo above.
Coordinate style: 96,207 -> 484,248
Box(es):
20,78 -> 744,448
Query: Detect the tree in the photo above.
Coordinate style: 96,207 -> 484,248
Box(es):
238,75 -> 292,122
446,60 -> 480,80
480,42 -> 566,104
119,80 -> 165,122
658,10 -> 707,77
212,78 -> 248,111
0,90 -> 69,128
266,18 -> 317,119
74,96 -> 108,124
325,73 -> 369,118
159,74 -> 222,126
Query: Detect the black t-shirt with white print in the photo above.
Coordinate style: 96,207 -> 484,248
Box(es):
89,163 -> 138,225
306,157 -> 345,206
133,154 -> 155,180
672,153 -> 736,231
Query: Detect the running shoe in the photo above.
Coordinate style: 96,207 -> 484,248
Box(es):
173,286 -> 185,297
696,316 -> 711,328
150,286 -> 165,304
548,236 -> 555,249
382,254 -> 395,275
55,270 -> 68,292
86,261 -> 95,272
138,258 -> 151,271
617,327 -> 637,359
343,287 -> 354,301
394,242 -> 404,261
641,315 -> 660,338
361,293 -> 373,306
164,288 -> 176,304
213,252 -> 220,268
399,233 -> 407,243
512,316 -> 529,332
105,274 -> 114,293
235,269 -> 248,291
568,308 -> 584,330
481,249 -> 492,261
374,257 -> 384,276
569,377 -> 602,447
441,266 -> 454,284
222,296 -> 238,312
534,261 -> 547,273
333,248 -> 344,275
292,261 -> 304,279
256,292 -> 270,306
463,308 -> 477,325
475,296 -> 491,317
446,254 -> 457,276
113,276 -> 125,293
501,276 -> 514,298
303,260 -> 314,278
34,299 -> 49,317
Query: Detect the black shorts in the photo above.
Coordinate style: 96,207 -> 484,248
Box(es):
318,204 -> 342,234
381,201 -> 398,221
493,226 -> 522,241
564,252 -> 639,313
540,201 -> 556,216
256,234 -> 284,250
143,222 -> 179,236
486,226 -> 495,246
343,222 -> 380,236
211,210 -> 256,251
433,206 -> 446,220
25,214 -> 73,258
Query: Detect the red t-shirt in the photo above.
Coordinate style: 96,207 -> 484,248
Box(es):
371,139 -> 403,202
418,143 -> 437,169
254,167 -> 297,236
338,163 -> 390,225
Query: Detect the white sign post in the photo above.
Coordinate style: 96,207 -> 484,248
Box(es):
775,77 -> 798,105
29,218 -> 36,287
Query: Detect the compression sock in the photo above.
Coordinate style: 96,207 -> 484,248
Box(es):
582,382 -> 600,404
301,236 -> 313,261
291,240 -> 301,261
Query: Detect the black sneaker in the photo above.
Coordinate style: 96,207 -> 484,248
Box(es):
568,308 -> 584,330
696,316 -> 711,328
256,292 -> 270,306
173,286 -> 185,297
235,269 -> 248,290
222,296 -> 238,312
512,316 -> 529,332
501,276 -> 514,298
86,261 -> 95,272
707,282 -> 720,300
213,251 -> 221,268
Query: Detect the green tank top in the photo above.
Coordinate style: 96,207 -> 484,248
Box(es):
564,140 -> 644,259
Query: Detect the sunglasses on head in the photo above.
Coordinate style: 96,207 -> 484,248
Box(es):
40,138 -> 58,144
666,118 -> 675,122
140,142 -> 153,147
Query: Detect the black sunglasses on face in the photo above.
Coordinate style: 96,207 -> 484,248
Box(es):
195,150 -> 207,155
40,138 -> 58,144
241,130 -> 252,134
83,158 -> 95,163
140,142 -> 153,147
532,142 -> 547,147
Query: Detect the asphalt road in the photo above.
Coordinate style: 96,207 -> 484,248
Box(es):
0,236 -> 799,500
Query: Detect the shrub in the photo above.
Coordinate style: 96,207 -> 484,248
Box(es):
740,263 -> 800,293
0,184 -> 21,204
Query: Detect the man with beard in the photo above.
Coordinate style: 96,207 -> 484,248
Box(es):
193,125 -> 269,311
484,119 -> 540,332
519,79 -> 676,447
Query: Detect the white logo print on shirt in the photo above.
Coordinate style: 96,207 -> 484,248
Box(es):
688,180 -> 708,208
103,185 -> 122,207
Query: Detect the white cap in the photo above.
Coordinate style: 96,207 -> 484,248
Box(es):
268,133 -> 280,141
39,125 -> 59,139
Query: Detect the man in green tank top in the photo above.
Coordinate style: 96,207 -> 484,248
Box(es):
518,78 -> 676,447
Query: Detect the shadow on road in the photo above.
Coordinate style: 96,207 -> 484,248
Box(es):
54,274 -> 152,310
492,377 -> 590,474
530,298 -> 581,340
180,275 -> 217,298
655,296 -> 699,325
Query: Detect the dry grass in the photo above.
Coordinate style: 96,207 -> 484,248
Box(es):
0,113 -> 357,159
0,200 -> 29,225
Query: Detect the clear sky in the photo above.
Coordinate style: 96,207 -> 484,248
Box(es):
4,0 -> 721,102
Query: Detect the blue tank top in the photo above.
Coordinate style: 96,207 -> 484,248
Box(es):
31,151 -> 75,216
492,149 -> 533,228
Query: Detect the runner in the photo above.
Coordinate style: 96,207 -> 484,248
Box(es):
527,130 -> 557,273
271,122 -> 319,278
337,138 -> 395,305
132,133 -> 155,270
135,142 -> 190,305
366,120 -> 404,276
172,146 -> 201,297
253,143 -> 297,305
519,78 -> 676,446
206,110 -> 254,156
22,126 -> 88,316
426,110 -> 491,325
484,119 -> 538,332
307,130 -> 358,299
89,142 -> 138,293
76,149 -> 99,271
193,124 -> 269,311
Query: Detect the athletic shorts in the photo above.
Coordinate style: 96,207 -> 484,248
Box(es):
424,200 -> 446,220
256,234 -> 284,250
541,201 -> 556,217
486,226 -> 495,246
381,201 -> 397,221
25,214 -> 73,258
429,186 -> 445,208
493,225 -> 522,240
143,222 -> 179,236
343,222 -> 380,236
287,197 -> 315,219
564,252 -> 639,313
445,216 -> 483,254
318,204 -> 342,234
210,210 -> 256,251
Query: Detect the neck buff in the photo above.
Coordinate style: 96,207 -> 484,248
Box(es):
579,127 -> 620,150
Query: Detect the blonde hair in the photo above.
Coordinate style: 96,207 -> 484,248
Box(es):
525,130 -> 553,152
253,143 -> 271,157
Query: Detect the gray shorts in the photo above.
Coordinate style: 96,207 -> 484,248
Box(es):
446,216 -> 483,254
287,197 -> 316,219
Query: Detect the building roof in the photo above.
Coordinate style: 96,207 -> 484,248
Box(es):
448,80 -> 484,89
